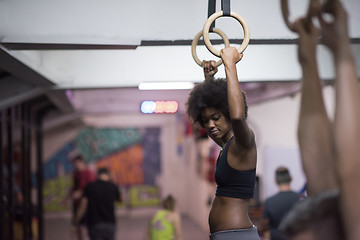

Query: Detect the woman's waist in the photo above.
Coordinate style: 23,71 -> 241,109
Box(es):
212,195 -> 251,207
209,196 -> 252,233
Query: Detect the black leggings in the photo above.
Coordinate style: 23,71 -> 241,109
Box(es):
210,226 -> 260,240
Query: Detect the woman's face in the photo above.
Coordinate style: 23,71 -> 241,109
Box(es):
201,107 -> 231,141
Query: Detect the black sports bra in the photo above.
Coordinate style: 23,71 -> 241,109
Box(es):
215,137 -> 256,199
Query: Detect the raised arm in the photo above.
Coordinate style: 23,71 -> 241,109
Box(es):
220,47 -> 254,149
293,18 -> 337,196
202,60 -> 218,82
319,1 -> 360,239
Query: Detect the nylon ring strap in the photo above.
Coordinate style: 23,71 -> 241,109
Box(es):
221,0 -> 231,16
208,0 -> 216,32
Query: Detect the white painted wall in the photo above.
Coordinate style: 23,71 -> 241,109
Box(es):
250,86 -> 336,201
43,125 -> 84,162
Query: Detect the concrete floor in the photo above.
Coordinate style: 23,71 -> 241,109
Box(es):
44,208 -> 208,240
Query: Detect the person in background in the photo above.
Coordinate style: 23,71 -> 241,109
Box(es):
70,154 -> 96,240
73,167 -> 121,240
147,195 -> 183,240
280,0 -> 360,239
260,167 -> 300,240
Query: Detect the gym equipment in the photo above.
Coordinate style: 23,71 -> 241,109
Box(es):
203,10 -> 250,59
191,28 -> 230,67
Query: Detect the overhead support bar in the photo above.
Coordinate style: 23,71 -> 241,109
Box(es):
221,0 -> 231,16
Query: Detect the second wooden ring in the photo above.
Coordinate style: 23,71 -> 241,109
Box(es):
191,27 -> 230,67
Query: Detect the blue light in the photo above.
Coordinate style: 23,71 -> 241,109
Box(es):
141,101 -> 156,113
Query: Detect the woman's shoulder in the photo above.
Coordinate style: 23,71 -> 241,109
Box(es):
228,134 -> 257,170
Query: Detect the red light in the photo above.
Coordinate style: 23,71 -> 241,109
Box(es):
154,101 -> 178,113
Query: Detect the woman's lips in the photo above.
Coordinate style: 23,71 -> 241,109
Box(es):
210,129 -> 220,135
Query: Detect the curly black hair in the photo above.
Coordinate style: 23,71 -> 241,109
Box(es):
186,78 -> 248,128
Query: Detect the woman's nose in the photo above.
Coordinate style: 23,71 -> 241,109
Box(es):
208,120 -> 215,128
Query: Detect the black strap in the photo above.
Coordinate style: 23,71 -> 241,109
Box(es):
208,0 -> 216,32
221,0 -> 231,16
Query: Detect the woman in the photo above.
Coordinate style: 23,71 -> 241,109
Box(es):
147,195 -> 183,240
186,47 -> 259,240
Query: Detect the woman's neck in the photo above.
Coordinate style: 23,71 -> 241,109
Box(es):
221,132 -> 234,148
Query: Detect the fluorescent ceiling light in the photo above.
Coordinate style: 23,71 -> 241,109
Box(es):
138,82 -> 195,90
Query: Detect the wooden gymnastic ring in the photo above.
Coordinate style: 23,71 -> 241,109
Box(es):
203,11 -> 250,58
191,27 -> 230,67
281,0 -> 295,32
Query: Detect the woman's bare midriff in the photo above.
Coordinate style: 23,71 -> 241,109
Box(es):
209,195 -> 253,234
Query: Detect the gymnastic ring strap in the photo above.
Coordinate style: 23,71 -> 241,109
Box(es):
191,27 -> 230,67
222,0 -> 231,16
208,0 -> 216,32
203,11 -> 250,59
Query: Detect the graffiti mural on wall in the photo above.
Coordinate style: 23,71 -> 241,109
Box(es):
96,144 -> 144,186
42,127 -> 161,211
75,128 -> 142,164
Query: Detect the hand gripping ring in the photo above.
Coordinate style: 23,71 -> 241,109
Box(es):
281,0 -> 323,32
203,11 -> 250,58
191,27 -> 230,67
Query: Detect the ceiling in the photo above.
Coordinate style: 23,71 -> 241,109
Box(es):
0,0 -> 359,128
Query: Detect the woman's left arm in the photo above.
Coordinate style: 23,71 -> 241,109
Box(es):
221,47 -> 254,150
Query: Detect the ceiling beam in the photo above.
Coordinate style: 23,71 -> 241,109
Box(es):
0,45 -> 54,87
2,38 -> 360,50
43,111 -> 82,131
0,46 -> 75,114
1,43 -> 138,50
45,90 -> 75,114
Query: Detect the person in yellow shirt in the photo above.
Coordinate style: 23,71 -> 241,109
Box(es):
147,195 -> 183,240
